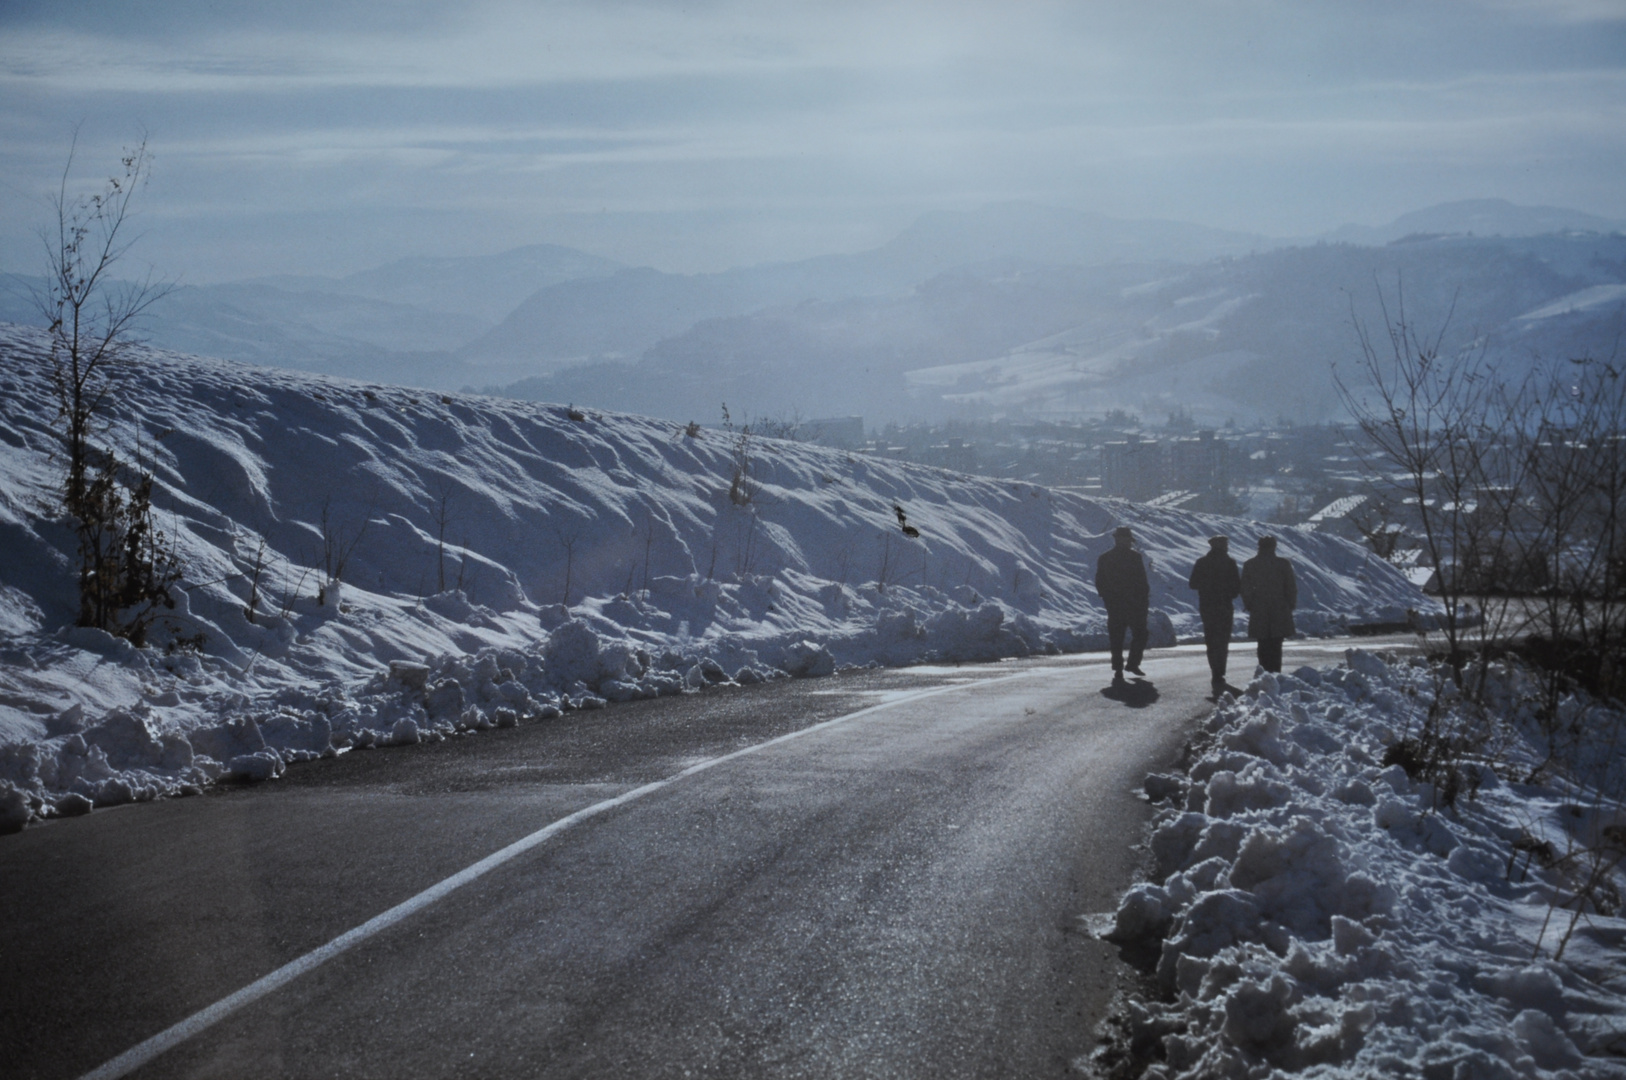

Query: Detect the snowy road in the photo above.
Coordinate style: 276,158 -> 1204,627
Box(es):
1,642 -> 1374,1080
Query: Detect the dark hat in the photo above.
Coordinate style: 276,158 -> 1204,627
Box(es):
1209,535 -> 1228,546
1258,534 -> 1277,550
1113,526 -> 1133,538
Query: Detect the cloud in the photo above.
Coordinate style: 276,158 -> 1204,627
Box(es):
0,2 -> 969,94
0,0 -> 1622,276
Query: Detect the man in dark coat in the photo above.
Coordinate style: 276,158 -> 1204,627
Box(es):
1240,535 -> 1297,674
1095,525 -> 1150,684
1188,535 -> 1241,691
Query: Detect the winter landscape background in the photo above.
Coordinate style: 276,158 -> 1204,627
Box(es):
3,1 -> 1626,1077
5,199 -> 1624,428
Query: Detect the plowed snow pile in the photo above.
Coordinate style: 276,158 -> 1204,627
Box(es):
0,322 -> 1421,828
1101,651 -> 1626,1079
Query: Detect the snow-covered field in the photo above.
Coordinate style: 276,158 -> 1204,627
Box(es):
0,321 -> 1422,828
1097,650 -> 1626,1079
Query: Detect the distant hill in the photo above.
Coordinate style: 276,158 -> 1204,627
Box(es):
462,203 -> 1278,368
250,243 -> 624,323
499,233 -> 1626,426
8,199 -> 1621,417
147,283 -> 486,358
0,243 -> 625,389
876,202 -> 1270,272
1323,198 -> 1626,246
0,274 -> 494,387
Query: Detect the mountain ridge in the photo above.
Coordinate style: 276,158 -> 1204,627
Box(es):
497,232 -> 1626,426
1321,198 -> 1626,246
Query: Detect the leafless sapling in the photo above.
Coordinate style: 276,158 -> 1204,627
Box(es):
641,512 -> 657,596
34,136 -> 184,640
431,483 -> 455,594
243,537 -> 268,624
555,526 -> 580,605
1334,283 -> 1496,681
721,403 -> 758,506
314,495 -> 373,606
876,530 -> 894,592
36,136 -> 171,529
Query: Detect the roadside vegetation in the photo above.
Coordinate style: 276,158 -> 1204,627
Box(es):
1092,291 -> 1626,1079
31,139 -> 185,647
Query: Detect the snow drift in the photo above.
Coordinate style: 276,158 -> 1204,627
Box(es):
0,322 -> 1423,827
1099,651 -> 1626,1079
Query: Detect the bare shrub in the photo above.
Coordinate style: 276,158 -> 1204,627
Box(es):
876,530 -> 894,591
431,484 -> 455,594
720,403 -> 758,506
555,526 -> 580,605
73,445 -> 184,645
242,537 -> 268,624
33,136 -> 184,642
750,409 -> 804,441
1330,274 -> 1626,981
1334,284 -> 1495,681
1507,354 -> 1626,710
312,496 -> 372,607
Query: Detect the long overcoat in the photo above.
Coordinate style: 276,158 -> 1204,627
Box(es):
1188,549 -> 1240,617
1094,545 -> 1150,628
1240,551 -> 1297,640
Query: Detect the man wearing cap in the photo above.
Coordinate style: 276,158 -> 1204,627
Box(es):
1095,526 -> 1150,684
1240,535 -> 1297,674
1188,535 -> 1241,691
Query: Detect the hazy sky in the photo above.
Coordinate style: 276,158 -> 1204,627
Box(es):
2,0 -> 1623,281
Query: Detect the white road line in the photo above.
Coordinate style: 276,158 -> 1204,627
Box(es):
79,670 -> 1033,1080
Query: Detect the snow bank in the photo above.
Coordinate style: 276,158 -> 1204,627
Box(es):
1099,651 -> 1626,1079
0,323 -> 1424,826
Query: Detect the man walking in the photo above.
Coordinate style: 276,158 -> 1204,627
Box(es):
1240,535 -> 1297,674
1095,525 -> 1150,684
1188,535 -> 1241,692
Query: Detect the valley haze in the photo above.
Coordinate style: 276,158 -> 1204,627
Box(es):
5,198 -> 1625,431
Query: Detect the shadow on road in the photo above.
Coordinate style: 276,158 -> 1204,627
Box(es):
1100,679 -> 1159,708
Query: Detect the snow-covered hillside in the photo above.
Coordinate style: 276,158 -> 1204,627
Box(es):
0,323 -> 1423,827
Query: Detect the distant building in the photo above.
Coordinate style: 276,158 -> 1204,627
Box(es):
1101,433 -> 1163,501
1169,430 -> 1230,495
1103,429 -> 1232,505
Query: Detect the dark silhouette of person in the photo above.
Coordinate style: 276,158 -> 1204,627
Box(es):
1240,534 -> 1297,674
1095,525 -> 1150,684
1188,535 -> 1241,690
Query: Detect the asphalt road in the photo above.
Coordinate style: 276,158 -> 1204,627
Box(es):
0,639 -> 1377,1080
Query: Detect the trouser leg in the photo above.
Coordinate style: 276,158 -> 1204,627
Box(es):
1107,612 -> 1126,671
1259,637 -> 1283,673
1202,609 -> 1233,680
1127,624 -> 1148,670
1204,626 -> 1228,679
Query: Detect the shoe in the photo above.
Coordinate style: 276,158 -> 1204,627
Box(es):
1112,670 -> 1127,686
1125,664 -> 1145,677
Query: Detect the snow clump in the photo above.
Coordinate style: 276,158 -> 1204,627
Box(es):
1100,650 -> 1626,1079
